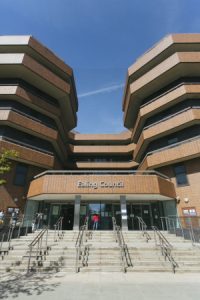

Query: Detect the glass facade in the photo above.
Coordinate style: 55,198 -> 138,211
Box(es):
25,198 -> 176,231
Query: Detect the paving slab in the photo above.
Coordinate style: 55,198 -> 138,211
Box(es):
1,271 -> 200,300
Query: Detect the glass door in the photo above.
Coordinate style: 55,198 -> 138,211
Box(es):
88,203 -> 101,230
85,202 -> 119,230
151,202 -> 162,229
127,204 -> 152,230
100,203 -> 113,230
132,205 -> 142,230
141,204 -> 151,229
60,205 -> 74,230
113,204 -> 121,227
49,205 -> 60,229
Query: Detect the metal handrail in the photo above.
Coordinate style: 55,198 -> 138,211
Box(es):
143,106 -> 199,130
34,169 -> 171,180
0,233 -> 8,259
54,217 -> 64,242
0,136 -> 53,155
160,216 -> 170,231
112,217 -> 132,272
136,216 -> 151,242
0,223 -> 15,258
75,216 -> 89,273
152,226 -> 178,273
26,227 -> 49,273
164,216 -> 200,245
0,106 -> 57,130
140,135 -> 200,167
0,215 -> 33,260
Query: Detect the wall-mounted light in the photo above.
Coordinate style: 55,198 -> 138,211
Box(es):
14,197 -> 18,203
184,197 -> 189,203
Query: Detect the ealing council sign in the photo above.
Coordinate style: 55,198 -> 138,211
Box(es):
77,181 -> 124,189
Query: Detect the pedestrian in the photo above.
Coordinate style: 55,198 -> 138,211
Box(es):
92,214 -> 99,230
0,210 -> 5,225
35,212 -> 43,230
11,210 -> 18,226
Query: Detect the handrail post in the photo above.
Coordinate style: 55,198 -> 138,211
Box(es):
152,226 -> 178,273
75,216 -> 89,273
160,217 -> 164,231
26,227 -> 49,273
8,225 -> 14,250
112,217 -> 132,272
27,245 -> 32,273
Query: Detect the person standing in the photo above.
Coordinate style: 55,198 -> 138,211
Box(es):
11,210 -> 18,226
92,214 -> 99,230
0,210 -> 5,225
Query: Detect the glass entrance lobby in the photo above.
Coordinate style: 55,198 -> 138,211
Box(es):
80,202 -> 121,230
25,196 -> 176,231
127,202 -> 163,230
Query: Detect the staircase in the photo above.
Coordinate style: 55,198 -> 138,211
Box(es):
0,230 -> 78,274
161,231 -> 200,273
80,231 -> 123,272
0,230 -> 200,274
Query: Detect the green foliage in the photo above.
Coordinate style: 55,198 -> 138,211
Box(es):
0,148 -> 18,185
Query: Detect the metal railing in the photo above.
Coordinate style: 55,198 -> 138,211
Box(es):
136,216 -> 151,242
143,106 -> 200,130
161,216 -> 200,246
26,227 -> 50,273
0,106 -> 57,130
0,215 -> 26,259
54,217 -> 64,242
152,226 -> 178,273
0,136 -> 53,155
34,169 -> 171,181
112,217 -> 132,272
140,135 -> 200,167
0,226 -> 15,259
75,217 -> 89,273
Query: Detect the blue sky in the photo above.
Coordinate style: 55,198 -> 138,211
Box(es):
0,0 -> 200,133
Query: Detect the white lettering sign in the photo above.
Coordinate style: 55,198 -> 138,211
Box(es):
77,181 -> 124,189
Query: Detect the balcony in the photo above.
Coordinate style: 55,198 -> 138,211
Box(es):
139,136 -> 200,170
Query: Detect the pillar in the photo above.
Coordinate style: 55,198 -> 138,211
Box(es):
120,195 -> 128,231
73,195 -> 81,230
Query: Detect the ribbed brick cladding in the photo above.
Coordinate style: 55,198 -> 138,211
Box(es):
134,108 -> 200,161
122,34 -> 200,216
156,157 -> 200,216
0,36 -> 78,211
131,84 -> 200,142
27,174 -> 175,199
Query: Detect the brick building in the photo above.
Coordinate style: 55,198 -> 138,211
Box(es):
0,34 -> 199,230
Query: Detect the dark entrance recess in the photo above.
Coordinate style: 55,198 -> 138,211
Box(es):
127,202 -> 163,230
60,205 -> 74,230
49,204 -> 74,230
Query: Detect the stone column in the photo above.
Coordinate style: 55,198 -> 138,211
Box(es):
73,195 -> 81,230
120,195 -> 128,231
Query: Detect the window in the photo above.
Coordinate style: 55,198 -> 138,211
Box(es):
14,164 -> 28,186
173,164 -> 189,186
168,137 -> 178,145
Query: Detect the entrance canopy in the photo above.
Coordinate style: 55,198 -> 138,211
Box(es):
27,170 -> 176,201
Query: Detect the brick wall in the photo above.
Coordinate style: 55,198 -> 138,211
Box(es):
157,157 -> 200,216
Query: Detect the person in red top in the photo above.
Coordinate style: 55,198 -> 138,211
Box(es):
92,214 -> 99,230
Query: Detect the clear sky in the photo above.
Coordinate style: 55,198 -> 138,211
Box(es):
0,0 -> 200,133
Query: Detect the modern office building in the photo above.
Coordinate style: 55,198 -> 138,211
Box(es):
0,34 -> 200,230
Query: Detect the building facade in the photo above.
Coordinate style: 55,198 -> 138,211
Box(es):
0,34 -> 200,230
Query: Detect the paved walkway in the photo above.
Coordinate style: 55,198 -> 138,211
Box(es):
1,272 -> 200,299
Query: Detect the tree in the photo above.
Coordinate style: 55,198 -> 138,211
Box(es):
0,149 -> 18,185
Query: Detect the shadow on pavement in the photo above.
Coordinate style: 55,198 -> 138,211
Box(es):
0,272 -> 61,299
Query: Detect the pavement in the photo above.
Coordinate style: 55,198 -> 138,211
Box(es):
0,271 -> 200,299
